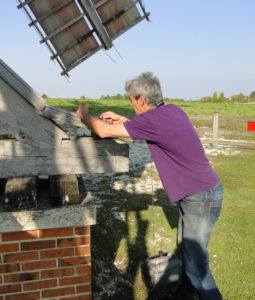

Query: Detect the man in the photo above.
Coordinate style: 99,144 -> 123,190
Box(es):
76,72 -> 223,300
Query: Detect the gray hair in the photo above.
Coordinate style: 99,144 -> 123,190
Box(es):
125,72 -> 163,106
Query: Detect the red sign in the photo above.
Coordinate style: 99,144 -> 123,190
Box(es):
247,122 -> 255,131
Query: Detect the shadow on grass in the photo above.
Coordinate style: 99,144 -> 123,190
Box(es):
90,182 -> 179,300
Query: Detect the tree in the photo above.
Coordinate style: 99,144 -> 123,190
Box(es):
249,91 -> 255,98
218,92 -> 225,102
213,92 -> 218,101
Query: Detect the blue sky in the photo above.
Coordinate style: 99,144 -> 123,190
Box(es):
1,1 -> 255,100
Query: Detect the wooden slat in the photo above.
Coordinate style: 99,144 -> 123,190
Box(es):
219,116 -> 255,122
0,59 -> 47,111
189,115 -> 212,120
40,105 -> 89,129
0,77 -> 68,146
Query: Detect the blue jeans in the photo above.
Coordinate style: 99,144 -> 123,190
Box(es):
177,181 -> 223,300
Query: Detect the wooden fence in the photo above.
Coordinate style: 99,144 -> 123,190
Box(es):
190,113 -> 255,149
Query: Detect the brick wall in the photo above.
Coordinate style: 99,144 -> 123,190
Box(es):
0,226 -> 92,300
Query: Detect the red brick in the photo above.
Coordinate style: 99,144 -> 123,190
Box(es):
4,251 -> 38,263
4,272 -> 39,283
75,227 -> 90,236
76,284 -> 91,294
2,231 -> 38,242
22,259 -> 56,271
57,236 -> 90,248
39,228 -> 74,238
75,246 -> 90,256
58,256 -> 91,267
0,283 -> 21,294
40,248 -> 74,259
21,240 -> 56,251
41,267 -> 74,279
42,286 -> 74,298
0,263 -> 20,274
23,278 -> 57,291
59,274 -> 91,287
0,243 -> 19,253
76,265 -> 91,275
5,292 -> 40,300
60,296 -> 91,300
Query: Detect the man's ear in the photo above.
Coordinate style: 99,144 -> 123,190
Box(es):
139,95 -> 146,106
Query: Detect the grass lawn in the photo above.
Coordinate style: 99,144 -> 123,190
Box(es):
49,98 -> 254,299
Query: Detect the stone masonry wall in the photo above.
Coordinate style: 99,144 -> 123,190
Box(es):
0,226 -> 91,300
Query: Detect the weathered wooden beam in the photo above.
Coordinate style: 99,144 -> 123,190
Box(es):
0,138 -> 129,177
78,0 -> 112,49
40,105 -> 89,129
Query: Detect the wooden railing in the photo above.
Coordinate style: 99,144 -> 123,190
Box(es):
189,113 -> 255,148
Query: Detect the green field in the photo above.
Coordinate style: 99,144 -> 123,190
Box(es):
46,97 -> 255,117
49,98 -> 255,299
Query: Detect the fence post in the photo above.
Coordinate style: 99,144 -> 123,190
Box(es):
212,112 -> 219,148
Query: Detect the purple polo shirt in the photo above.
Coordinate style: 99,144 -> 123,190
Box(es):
124,104 -> 219,203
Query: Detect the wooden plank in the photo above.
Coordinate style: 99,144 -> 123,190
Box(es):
219,129 -> 255,137
195,128 -> 255,137
40,105 -> 89,129
0,155 -> 128,177
78,0 -> 112,49
219,116 -> 255,122
189,115 -> 212,120
0,138 -> 129,157
217,139 -> 255,148
189,115 -> 255,122
0,59 -> 47,111
0,138 -> 129,177
200,138 -> 255,149
0,77 -> 68,146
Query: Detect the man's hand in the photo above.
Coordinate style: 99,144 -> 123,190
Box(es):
76,107 -> 130,138
76,105 -> 89,124
100,111 -> 130,124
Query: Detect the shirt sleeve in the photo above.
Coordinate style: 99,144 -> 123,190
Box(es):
123,113 -> 159,143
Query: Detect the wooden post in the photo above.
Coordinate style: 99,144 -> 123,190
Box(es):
212,112 -> 219,148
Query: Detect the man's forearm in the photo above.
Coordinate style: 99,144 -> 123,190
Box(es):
85,114 -> 130,138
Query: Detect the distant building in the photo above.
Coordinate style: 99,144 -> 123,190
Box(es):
200,96 -> 213,100
229,95 -> 239,101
